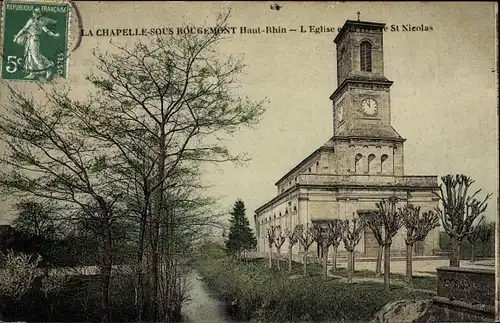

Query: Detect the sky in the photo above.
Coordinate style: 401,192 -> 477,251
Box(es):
0,1 -> 497,227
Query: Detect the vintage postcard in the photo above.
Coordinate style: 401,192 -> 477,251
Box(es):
0,1 -> 497,323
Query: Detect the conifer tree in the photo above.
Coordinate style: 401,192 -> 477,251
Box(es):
225,199 -> 256,258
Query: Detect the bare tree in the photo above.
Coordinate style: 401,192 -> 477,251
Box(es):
0,84 -> 123,323
273,225 -> 287,271
434,174 -> 492,267
399,205 -> 440,281
296,223 -> 315,276
81,11 -> 263,321
324,219 -> 344,273
467,218 -> 494,262
267,226 -> 276,269
286,226 -> 300,272
359,211 -> 384,277
341,215 -> 364,283
376,196 -> 404,292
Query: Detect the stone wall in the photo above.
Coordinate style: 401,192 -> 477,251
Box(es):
431,266 -> 495,322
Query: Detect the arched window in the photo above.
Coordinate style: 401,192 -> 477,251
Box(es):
367,154 -> 375,173
381,154 -> 389,173
316,161 -> 320,172
360,41 -> 372,72
354,153 -> 363,172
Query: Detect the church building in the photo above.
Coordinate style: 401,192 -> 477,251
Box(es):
254,19 -> 441,258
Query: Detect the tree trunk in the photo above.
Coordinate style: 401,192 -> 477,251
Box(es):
375,244 -> 383,278
101,218 -> 113,323
347,250 -> 353,283
352,249 -> 356,272
268,246 -> 272,268
276,248 -> 281,271
303,248 -> 308,276
288,245 -> 293,272
450,236 -> 461,267
332,245 -> 338,272
405,242 -> 413,282
470,241 -> 475,263
135,200 -> 149,322
149,218 -> 159,320
384,243 -> 391,292
323,244 -> 329,278
149,123 -> 167,321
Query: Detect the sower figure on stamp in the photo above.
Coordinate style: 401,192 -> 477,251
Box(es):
13,7 -> 59,80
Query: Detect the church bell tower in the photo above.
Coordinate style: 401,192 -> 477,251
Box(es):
329,18 -> 405,176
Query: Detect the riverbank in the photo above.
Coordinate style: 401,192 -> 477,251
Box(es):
194,245 -> 434,322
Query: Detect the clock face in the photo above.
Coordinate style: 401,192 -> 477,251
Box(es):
361,98 -> 378,116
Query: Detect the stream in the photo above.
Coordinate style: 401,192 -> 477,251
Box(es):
181,271 -> 233,322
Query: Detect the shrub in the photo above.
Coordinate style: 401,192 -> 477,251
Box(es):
0,250 -> 41,301
439,231 -> 494,259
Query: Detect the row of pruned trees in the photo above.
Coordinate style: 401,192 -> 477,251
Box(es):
263,174 -> 493,291
265,197 -> 440,291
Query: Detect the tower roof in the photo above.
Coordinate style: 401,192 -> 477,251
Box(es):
334,20 -> 386,44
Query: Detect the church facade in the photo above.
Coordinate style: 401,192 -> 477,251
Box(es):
254,19 -> 441,258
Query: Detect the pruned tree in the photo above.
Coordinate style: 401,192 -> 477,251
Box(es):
324,219 -> 345,273
267,226 -> 276,268
434,174 -> 492,267
286,225 -> 300,272
359,211 -> 384,277
467,218 -> 494,262
296,223 -> 315,276
399,205 -> 440,281
273,225 -> 287,271
341,215 -> 364,283
376,196 -> 404,292
312,222 -> 328,278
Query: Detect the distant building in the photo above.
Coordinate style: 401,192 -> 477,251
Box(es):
254,19 -> 441,258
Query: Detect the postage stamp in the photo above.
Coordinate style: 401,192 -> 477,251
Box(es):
1,0 -> 70,82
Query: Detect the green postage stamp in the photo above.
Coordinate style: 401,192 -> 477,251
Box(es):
1,0 -> 70,82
